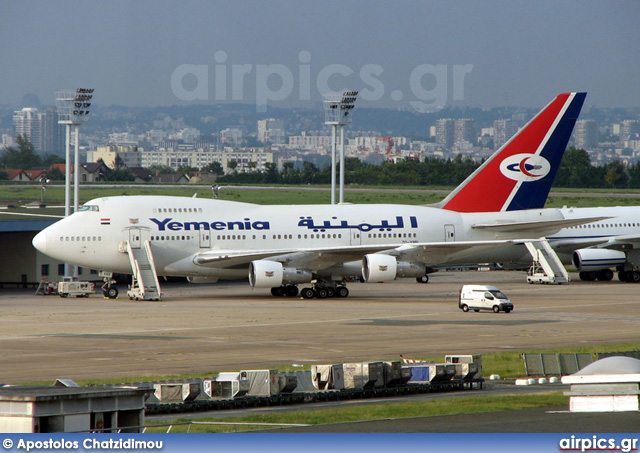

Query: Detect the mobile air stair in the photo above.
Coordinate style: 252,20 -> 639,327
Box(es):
525,239 -> 569,284
122,239 -> 163,300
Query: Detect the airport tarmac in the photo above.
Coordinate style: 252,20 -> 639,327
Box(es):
0,270 -> 639,384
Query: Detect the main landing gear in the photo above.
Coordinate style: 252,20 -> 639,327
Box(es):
579,269 -> 613,281
618,270 -> 640,283
270,282 -> 350,299
579,268 -> 640,283
101,273 -> 119,299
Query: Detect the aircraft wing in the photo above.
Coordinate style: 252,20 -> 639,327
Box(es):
192,238 -> 531,271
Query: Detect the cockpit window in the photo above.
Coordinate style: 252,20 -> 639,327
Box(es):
78,205 -> 99,212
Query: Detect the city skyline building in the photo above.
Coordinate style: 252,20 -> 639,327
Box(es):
454,118 -> 478,146
620,120 -> 640,142
257,118 -> 285,144
435,118 -> 455,149
493,119 -> 519,150
574,119 -> 599,150
13,108 -> 43,153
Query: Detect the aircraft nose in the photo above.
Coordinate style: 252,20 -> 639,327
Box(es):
32,230 -> 47,254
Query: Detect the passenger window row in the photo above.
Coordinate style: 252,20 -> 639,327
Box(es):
60,236 -> 102,241
154,207 -> 202,213
367,233 -> 417,238
570,222 -> 638,229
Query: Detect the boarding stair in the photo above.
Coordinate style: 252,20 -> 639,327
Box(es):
125,239 -> 162,300
524,239 -> 569,284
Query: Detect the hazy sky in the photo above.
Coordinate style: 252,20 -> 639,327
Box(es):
1,0 -> 639,111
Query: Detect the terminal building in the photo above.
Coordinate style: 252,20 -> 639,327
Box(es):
0,217 -> 99,287
0,218 -> 59,286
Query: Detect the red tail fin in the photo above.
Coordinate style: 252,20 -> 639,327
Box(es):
440,92 -> 586,212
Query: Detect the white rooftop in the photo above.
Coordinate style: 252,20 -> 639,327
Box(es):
562,356 -> 640,384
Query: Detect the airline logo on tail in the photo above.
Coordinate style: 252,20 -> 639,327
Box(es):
500,154 -> 551,182
440,92 -> 587,213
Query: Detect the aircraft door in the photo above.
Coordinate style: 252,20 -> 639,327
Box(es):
199,229 -> 211,248
127,228 -> 150,249
129,228 -> 142,249
444,224 -> 455,242
350,229 -> 362,246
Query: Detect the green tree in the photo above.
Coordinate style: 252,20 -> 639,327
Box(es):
263,162 -> 280,183
104,168 -> 134,182
0,134 -> 41,169
46,166 -> 65,181
204,161 -> 223,175
148,165 -> 176,175
42,154 -> 64,167
301,161 -> 318,184
555,147 -> 597,188
604,161 -> 628,188
177,166 -> 195,175
627,162 -> 640,188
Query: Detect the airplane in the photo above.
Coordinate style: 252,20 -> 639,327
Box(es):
427,94 -> 640,283
32,92 -> 597,299
461,205 -> 640,283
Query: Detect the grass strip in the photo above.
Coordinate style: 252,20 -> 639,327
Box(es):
145,392 -> 567,433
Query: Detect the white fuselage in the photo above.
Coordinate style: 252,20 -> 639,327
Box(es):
33,195 -> 569,280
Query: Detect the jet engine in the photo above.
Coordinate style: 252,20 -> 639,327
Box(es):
571,248 -> 626,272
249,260 -> 312,288
362,254 -> 425,282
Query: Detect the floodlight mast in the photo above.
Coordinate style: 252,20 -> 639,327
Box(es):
323,91 -> 357,204
56,88 -> 94,276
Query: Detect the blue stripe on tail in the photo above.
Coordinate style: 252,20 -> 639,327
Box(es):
505,92 -> 586,211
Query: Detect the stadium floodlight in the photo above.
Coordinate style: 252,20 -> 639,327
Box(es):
56,88 -> 94,276
323,91 -> 357,204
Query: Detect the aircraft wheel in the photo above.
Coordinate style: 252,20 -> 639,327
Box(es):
579,272 -> 587,281
316,288 -> 328,299
493,305 -> 500,313
585,271 -> 597,281
271,286 -> 285,297
284,285 -> 299,297
301,287 -> 315,299
336,286 -> 349,298
627,271 -> 640,283
107,287 -> 118,299
619,271 -> 629,282
596,269 -> 614,281
461,304 -> 469,312
326,287 -> 336,298
416,275 -> 429,283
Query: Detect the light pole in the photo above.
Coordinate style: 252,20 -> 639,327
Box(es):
40,175 -> 50,203
56,88 -> 94,214
56,88 -> 94,276
323,91 -> 357,204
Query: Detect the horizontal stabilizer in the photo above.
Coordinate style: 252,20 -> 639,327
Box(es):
472,216 -> 611,235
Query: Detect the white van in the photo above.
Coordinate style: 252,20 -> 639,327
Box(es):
459,285 -> 513,313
